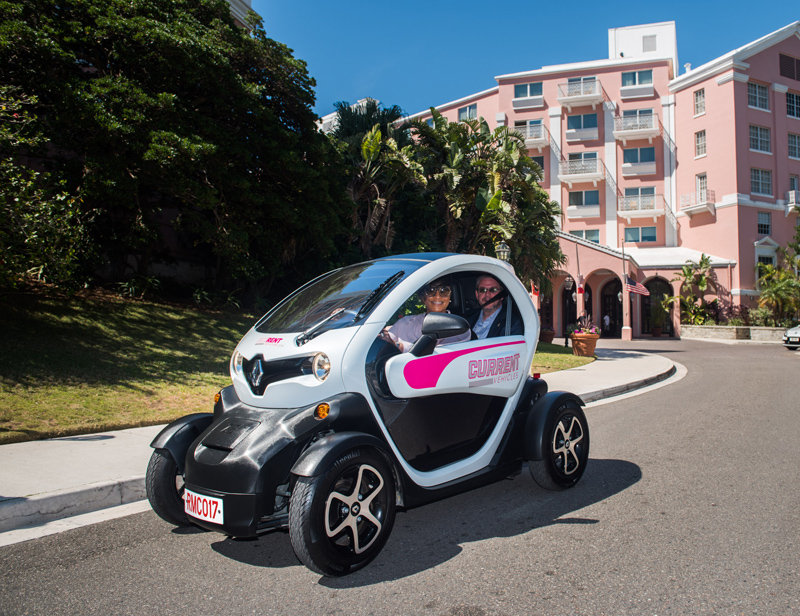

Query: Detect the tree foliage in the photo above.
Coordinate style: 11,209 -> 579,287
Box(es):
409,109 -> 564,289
0,0 -> 350,292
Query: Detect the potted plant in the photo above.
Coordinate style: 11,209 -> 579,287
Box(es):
650,296 -> 668,337
568,322 -> 600,357
539,327 -> 555,344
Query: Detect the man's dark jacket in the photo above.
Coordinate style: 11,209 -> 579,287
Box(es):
466,301 -> 524,338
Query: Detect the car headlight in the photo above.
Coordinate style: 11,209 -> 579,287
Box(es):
311,352 -> 331,381
231,350 -> 244,376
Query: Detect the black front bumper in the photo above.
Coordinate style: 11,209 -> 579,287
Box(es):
183,386 -> 377,537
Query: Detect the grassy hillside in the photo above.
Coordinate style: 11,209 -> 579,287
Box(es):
0,290 -> 592,444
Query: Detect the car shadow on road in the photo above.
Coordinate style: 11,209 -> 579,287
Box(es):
209,457 -> 641,584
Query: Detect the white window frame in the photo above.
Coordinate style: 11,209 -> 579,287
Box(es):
788,92 -> 800,119
757,211 -> 771,235
789,133 -> 800,159
748,83 -> 770,111
569,229 -> 600,243
695,130 -> 706,157
514,82 -> 542,99
622,146 -> 656,164
749,125 -> 771,153
458,104 -> 477,122
566,113 -> 598,130
568,190 -> 600,206
624,226 -> 657,243
751,168 -> 773,196
621,70 -> 653,87
694,89 -> 705,116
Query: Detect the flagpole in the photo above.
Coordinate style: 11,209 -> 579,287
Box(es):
621,239 -> 632,341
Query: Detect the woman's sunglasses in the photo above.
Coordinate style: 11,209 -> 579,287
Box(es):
424,285 -> 452,297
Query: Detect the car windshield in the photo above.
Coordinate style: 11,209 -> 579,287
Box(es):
255,259 -> 427,335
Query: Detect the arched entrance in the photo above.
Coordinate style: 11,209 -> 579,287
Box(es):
600,278 -> 622,338
561,285 -> 577,335
642,277 -> 673,336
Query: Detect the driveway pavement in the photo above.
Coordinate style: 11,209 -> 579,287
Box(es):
0,343 -> 675,535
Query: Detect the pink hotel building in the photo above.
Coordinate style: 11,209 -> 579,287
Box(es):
408,21 -> 800,339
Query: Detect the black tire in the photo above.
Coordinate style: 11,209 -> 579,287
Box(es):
146,448 -> 190,526
289,448 -> 396,577
530,401 -> 590,490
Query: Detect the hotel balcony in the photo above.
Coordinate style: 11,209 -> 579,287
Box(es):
617,194 -> 667,223
557,80 -> 605,111
680,190 -> 716,218
557,158 -> 606,188
789,190 -> 799,206
516,123 -> 550,152
612,114 -> 662,145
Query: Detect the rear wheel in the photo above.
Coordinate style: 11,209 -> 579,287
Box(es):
146,449 -> 190,526
530,401 -> 589,490
289,448 -> 396,576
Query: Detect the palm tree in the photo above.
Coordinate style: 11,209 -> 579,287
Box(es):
331,99 -> 410,149
346,124 -> 426,257
757,263 -> 800,325
410,109 -> 564,290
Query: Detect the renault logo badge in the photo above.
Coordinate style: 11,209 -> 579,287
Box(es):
249,358 -> 264,388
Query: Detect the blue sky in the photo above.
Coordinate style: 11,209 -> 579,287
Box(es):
250,0 -> 797,119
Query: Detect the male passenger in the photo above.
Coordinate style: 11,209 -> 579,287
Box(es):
467,274 -> 523,339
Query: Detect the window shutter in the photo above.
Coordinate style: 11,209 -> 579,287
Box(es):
779,54 -> 799,81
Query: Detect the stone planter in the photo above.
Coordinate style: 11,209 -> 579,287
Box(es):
680,325 -> 749,340
539,330 -> 555,344
749,326 -> 786,342
570,333 -> 599,357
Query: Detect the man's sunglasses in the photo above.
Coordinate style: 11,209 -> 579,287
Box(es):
476,286 -> 501,295
424,285 -> 452,297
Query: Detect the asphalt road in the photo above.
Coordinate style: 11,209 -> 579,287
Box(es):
1,339 -> 798,616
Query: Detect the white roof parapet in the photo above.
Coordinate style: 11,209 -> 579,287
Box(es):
495,56 -> 673,83
406,86 -> 499,120
669,21 -> 800,92
624,246 -> 737,269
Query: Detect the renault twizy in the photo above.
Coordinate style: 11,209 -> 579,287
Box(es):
146,253 -> 589,576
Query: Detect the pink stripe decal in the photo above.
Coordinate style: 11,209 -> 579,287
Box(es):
403,340 -> 525,389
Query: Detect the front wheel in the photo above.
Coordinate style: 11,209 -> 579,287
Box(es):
289,448 -> 396,576
146,449 -> 190,526
530,401 -> 590,490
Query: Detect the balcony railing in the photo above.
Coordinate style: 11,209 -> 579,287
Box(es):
613,114 -> 662,145
788,190 -> 799,206
617,194 -> 666,222
680,190 -> 716,218
515,123 -> 550,152
557,158 -> 605,187
557,79 -> 606,111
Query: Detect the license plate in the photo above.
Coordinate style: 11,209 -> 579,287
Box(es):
790,338 -> 799,343
184,489 -> 224,524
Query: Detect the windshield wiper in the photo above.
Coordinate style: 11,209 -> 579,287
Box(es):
353,271 -> 405,322
295,307 -> 347,346
295,271 -> 405,346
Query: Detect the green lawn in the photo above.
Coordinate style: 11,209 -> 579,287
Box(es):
0,291 -> 253,444
0,291 -> 593,444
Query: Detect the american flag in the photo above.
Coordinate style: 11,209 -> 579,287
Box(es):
626,276 -> 650,296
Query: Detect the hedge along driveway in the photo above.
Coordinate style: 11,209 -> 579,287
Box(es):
0,292 -> 253,444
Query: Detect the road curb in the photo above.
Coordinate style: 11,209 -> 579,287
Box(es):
0,476 -> 145,533
579,363 -> 677,403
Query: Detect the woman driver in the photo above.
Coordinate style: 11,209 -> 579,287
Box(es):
379,277 -> 471,352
